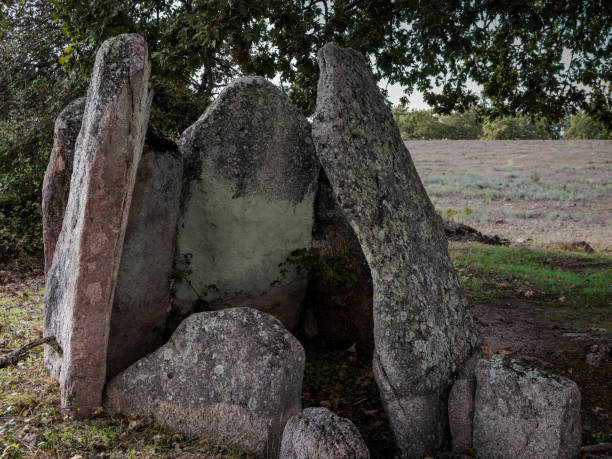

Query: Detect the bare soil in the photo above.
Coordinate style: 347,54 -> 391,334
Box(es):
408,140 -> 612,252
303,293 -> 612,458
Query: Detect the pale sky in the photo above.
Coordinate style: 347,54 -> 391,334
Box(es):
382,78 -> 483,110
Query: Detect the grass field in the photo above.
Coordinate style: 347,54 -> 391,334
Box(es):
1,243 -> 610,457
408,140 -> 612,251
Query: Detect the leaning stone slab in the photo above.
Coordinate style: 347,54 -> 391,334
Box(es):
106,127 -> 182,379
175,76 -> 320,330
43,33 -> 151,417
104,307 -> 305,458
42,97 -> 86,276
42,115 -> 181,380
312,43 -> 479,457
41,103 -> 181,379
473,355 -> 581,459
280,407 -> 370,459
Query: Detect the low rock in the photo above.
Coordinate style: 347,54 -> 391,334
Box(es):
473,355 -> 581,459
104,308 -> 305,457
280,407 -> 369,459
585,343 -> 609,367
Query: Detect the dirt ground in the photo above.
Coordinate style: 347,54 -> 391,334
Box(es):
408,140 -> 612,251
303,293 -> 611,458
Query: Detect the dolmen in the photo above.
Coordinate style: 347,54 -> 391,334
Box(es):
41,34 -> 581,459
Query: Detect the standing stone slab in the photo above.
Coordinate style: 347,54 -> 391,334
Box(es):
106,127 -> 182,379
312,43 -> 479,457
42,98 -> 86,277
280,407 -> 370,459
175,76 -> 319,330
473,355 -> 581,459
42,108 -> 181,380
43,34 -> 151,417
104,308 -> 305,458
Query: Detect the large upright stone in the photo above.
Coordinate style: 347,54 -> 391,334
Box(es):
42,106 -> 181,379
175,76 -> 320,330
106,127 -> 182,379
312,43 -> 479,457
43,34 -> 151,417
104,308 -> 305,458
42,98 -> 85,276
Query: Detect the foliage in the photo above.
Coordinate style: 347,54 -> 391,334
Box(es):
0,0 -> 87,261
276,246 -> 358,285
3,0 -> 611,259
51,0 -> 612,126
480,116 -> 551,140
392,107 -> 483,139
564,113 -> 612,139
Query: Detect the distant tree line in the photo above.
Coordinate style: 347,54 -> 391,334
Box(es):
392,107 -> 612,140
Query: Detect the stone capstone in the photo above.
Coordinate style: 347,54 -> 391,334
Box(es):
312,43 -> 479,457
104,307 -> 305,458
43,33 -> 151,417
175,76 -> 320,330
280,407 -> 370,459
473,355 -> 581,459
106,126 -> 182,379
42,97 -> 86,277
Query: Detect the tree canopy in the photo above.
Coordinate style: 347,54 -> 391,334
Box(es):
52,0 -> 612,129
1,0 -> 611,258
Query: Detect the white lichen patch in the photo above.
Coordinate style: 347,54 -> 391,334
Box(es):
176,172 -> 315,303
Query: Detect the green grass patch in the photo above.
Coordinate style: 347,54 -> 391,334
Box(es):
0,277 -> 250,458
450,242 -> 612,329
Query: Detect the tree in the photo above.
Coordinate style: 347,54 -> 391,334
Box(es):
392,107 -> 483,139
480,116 -> 551,140
51,0 -> 612,126
0,0 -> 86,260
564,113 -> 611,139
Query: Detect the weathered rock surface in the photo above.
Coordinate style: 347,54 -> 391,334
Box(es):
448,380 -> 475,452
104,308 -> 305,458
42,103 -> 181,380
42,98 -> 86,276
448,355 -> 479,453
106,127 -> 182,379
175,76 -> 320,330
43,33 -> 151,416
473,355 -> 581,459
280,407 -> 369,459
306,170 -> 374,353
312,43 -> 479,457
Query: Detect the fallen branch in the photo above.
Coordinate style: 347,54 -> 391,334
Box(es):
0,336 -> 60,368
581,443 -> 612,454
439,216 -> 510,246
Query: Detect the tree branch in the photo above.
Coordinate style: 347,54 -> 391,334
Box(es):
0,336 -> 61,369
